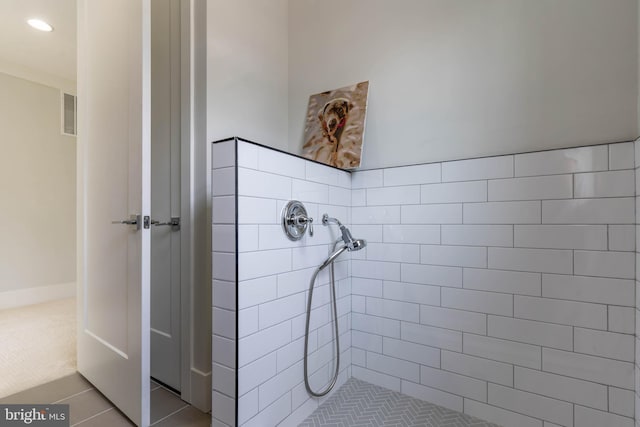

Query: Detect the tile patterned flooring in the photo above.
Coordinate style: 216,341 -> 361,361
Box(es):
3,374 -> 502,426
300,378 -> 501,427
0,373 -> 210,426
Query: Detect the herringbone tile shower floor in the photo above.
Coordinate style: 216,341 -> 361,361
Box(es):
299,378 -> 501,427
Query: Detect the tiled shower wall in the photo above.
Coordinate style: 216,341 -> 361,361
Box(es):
350,142 -> 637,427
212,139 -> 353,426
213,140 -> 638,427
212,140 -> 238,427
635,139 -> 640,427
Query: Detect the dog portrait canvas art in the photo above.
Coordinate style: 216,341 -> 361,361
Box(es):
301,81 -> 369,169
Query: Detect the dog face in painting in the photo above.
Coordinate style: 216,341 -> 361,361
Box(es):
318,98 -> 353,141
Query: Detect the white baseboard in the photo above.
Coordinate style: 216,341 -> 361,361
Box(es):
0,282 -> 76,310
189,368 -> 212,412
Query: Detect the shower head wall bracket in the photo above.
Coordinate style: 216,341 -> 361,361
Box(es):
282,200 -> 314,241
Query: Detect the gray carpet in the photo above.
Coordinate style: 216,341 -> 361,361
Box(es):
299,378 -> 500,427
0,298 -> 76,398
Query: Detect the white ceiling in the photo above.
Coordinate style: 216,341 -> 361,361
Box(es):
0,0 -> 76,83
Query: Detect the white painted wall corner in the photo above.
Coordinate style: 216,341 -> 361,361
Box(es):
0,282 -> 76,310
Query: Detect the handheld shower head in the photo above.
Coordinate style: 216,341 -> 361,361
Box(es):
335,222 -> 366,252
349,238 -> 366,251
322,213 -> 367,254
337,223 -> 367,253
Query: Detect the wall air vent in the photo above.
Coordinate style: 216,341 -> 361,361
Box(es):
61,92 -> 77,136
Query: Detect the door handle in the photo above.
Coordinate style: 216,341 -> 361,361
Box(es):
150,217 -> 180,231
111,214 -> 141,230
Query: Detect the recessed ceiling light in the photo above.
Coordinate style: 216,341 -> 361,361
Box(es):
27,19 -> 53,32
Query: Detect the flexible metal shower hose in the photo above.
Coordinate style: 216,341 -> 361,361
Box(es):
303,240 -> 344,397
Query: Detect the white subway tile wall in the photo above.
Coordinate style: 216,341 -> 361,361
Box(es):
213,140 -> 637,427
234,141 -> 352,426
635,138 -> 640,427
350,142 -> 635,427
212,140 -> 238,427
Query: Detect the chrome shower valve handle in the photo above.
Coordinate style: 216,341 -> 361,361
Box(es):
282,200 -> 314,240
291,213 -> 313,237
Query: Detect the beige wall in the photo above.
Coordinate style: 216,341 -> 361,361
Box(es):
205,1 -> 638,169
288,0 -> 639,169
206,0 -> 289,150
0,72 -> 76,292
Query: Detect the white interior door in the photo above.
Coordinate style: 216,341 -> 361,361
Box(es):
76,0 -> 151,426
150,0 -> 182,391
